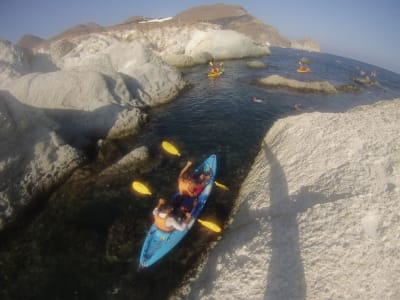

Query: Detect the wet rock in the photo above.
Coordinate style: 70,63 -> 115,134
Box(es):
258,74 -> 337,93
246,60 -> 267,69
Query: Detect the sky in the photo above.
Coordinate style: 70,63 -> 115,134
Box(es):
1,0 -> 399,74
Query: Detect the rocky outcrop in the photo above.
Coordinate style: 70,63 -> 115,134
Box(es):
0,91 -> 84,230
246,60 -> 268,69
3,70 -> 146,147
184,29 -> 269,63
258,74 -> 337,93
0,39 -> 30,84
178,99 -> 400,300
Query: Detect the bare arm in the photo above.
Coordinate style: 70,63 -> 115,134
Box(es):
179,161 -> 192,178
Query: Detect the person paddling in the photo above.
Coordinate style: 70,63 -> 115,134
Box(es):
178,161 -> 209,198
153,198 -> 188,232
173,161 -> 211,219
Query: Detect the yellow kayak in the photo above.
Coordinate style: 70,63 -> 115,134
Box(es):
297,67 -> 311,73
208,71 -> 223,78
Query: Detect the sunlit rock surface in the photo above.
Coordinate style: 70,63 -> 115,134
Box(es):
177,99 -> 400,300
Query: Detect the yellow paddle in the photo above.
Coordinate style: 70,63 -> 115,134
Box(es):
162,141 -> 181,156
161,140 -> 229,191
198,219 -> 221,233
132,181 -> 152,195
214,181 -> 229,190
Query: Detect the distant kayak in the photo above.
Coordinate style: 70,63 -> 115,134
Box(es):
297,67 -> 311,73
208,70 -> 224,78
139,154 -> 217,268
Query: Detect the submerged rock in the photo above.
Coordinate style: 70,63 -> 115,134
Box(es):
246,60 -> 267,69
353,76 -> 377,86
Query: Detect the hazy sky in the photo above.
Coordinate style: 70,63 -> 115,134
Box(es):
1,0 -> 399,74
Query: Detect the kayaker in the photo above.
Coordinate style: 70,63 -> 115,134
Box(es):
252,96 -> 263,103
293,103 -> 304,112
209,60 -> 221,74
174,161 -> 211,217
153,198 -> 188,232
178,161 -> 204,197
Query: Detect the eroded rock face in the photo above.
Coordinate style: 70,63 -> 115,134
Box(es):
0,39 -> 30,85
3,70 -> 146,146
184,29 -> 270,63
0,91 -> 84,230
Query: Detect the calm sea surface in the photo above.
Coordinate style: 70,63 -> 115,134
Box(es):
1,48 -> 399,299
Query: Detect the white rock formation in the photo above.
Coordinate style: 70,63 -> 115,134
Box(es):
246,60 -> 268,69
177,99 -> 400,300
0,39 -> 30,85
185,29 -> 270,64
3,70 -> 145,145
46,35 -> 187,107
259,74 -> 337,93
0,91 -> 84,229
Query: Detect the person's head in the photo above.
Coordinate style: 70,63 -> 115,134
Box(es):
158,203 -> 173,214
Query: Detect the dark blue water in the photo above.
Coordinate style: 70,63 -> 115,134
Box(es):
1,47 -> 399,300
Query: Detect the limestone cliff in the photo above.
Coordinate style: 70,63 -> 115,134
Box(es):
177,99 -> 400,300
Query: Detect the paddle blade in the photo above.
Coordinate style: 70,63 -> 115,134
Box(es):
132,181 -> 152,195
161,141 -> 181,157
198,219 -> 221,233
215,181 -> 229,191
209,61 -> 213,66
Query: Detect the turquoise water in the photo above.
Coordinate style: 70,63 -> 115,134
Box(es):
1,48 -> 399,300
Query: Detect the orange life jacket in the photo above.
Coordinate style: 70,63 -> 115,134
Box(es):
154,213 -> 174,232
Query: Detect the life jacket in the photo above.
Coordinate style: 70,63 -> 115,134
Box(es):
154,212 -> 174,232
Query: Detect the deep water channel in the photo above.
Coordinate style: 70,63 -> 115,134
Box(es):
1,48 -> 400,300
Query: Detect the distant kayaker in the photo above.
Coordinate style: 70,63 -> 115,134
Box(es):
209,60 -> 222,74
153,198 -> 188,232
252,96 -> 263,103
293,103 -> 304,112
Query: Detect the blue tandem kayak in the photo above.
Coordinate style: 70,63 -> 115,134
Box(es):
139,154 -> 217,268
